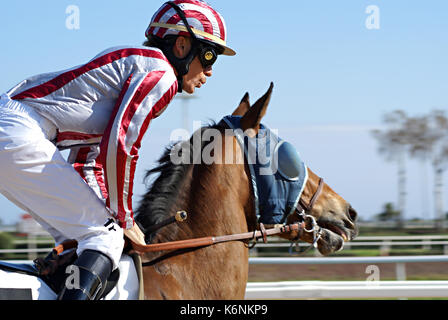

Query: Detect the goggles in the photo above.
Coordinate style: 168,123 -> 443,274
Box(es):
197,42 -> 218,69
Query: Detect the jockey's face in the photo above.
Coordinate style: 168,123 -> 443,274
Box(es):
173,36 -> 213,94
182,56 -> 212,94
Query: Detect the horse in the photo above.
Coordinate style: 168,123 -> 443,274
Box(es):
134,82 -> 358,299
0,83 -> 357,300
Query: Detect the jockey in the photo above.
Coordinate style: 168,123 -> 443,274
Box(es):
0,0 -> 235,300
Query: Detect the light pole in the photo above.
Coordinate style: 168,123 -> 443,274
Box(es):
175,93 -> 199,132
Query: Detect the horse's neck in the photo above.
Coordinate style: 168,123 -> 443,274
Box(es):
152,163 -> 251,242
150,166 -> 195,243
192,164 -> 252,234
142,163 -> 252,299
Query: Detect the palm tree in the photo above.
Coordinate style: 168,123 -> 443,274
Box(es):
427,111 -> 448,230
404,115 -> 433,220
402,110 -> 448,230
376,202 -> 401,221
371,110 -> 409,228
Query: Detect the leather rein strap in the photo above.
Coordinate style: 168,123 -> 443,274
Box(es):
130,222 -> 304,254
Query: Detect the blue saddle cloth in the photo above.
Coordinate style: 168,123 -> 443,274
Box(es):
0,260 -> 39,276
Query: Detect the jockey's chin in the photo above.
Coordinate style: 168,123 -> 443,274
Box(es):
182,81 -> 204,94
182,79 -> 206,95
182,85 -> 196,94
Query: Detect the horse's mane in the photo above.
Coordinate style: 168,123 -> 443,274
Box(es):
135,122 -> 223,234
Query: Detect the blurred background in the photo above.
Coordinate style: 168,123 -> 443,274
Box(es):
0,0 -> 447,299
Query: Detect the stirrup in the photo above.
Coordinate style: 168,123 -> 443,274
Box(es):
57,249 -> 112,300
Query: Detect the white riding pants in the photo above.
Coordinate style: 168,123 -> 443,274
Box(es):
0,95 -> 124,269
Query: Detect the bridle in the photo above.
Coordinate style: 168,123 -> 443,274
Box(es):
297,177 -> 325,214
288,177 -> 325,254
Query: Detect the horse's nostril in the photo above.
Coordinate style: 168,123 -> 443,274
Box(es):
348,205 -> 358,222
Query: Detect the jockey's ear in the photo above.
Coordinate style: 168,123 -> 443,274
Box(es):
232,92 -> 250,116
173,36 -> 192,59
240,82 -> 273,137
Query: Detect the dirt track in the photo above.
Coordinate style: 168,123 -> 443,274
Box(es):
248,262 -> 448,282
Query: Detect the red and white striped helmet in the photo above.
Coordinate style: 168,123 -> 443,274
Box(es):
146,0 -> 236,56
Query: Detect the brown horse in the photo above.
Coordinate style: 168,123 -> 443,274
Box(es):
134,83 -> 358,299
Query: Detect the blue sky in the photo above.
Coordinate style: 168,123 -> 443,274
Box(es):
0,0 -> 447,224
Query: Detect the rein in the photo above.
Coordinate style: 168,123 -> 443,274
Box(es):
131,222 -> 304,254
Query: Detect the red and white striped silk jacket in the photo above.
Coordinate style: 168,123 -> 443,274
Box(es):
6,46 -> 178,229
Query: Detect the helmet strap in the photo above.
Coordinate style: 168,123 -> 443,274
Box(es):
154,36 -> 198,93
164,1 -> 201,93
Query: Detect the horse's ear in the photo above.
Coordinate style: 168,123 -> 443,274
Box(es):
232,92 -> 250,116
240,82 -> 273,136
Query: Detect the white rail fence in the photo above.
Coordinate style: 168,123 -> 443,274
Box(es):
245,280 -> 448,299
249,255 -> 448,281
2,234 -> 448,259
253,235 -> 448,256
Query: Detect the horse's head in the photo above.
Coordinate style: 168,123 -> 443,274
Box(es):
226,83 -> 358,255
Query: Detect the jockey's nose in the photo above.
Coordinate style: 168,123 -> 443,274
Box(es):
204,65 -> 213,77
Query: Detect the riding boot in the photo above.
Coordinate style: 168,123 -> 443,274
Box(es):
57,249 -> 112,300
